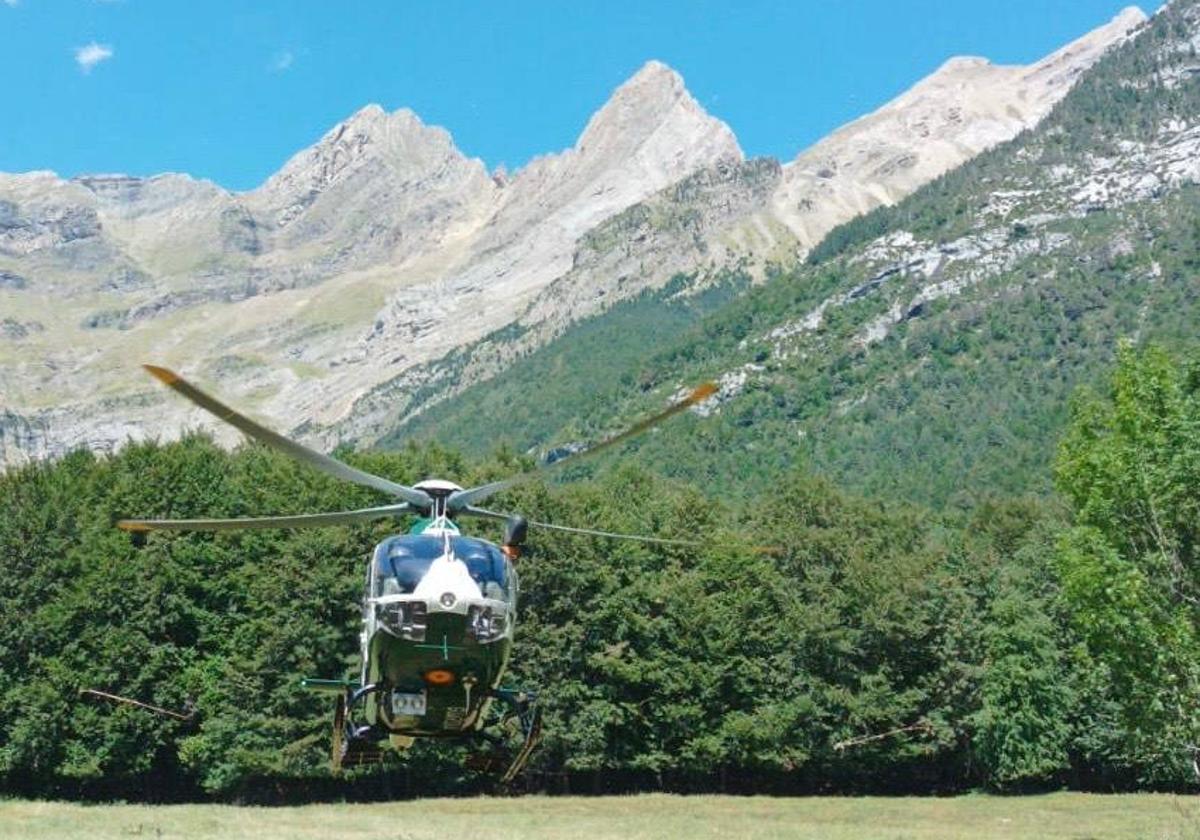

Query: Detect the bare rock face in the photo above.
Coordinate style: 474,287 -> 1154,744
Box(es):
0,10 -> 1143,467
501,60 -> 744,235
334,11 -> 1146,443
340,156 -> 783,445
363,61 -> 743,373
0,59 -> 744,464
772,6 -> 1149,249
249,105 -> 496,270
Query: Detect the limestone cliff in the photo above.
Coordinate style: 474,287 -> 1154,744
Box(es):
0,9 -> 1144,467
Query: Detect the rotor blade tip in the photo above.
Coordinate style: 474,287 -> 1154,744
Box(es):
116,520 -> 150,532
689,382 -> 718,402
142,364 -> 180,385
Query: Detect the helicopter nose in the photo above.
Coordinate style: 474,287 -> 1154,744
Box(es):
413,555 -> 483,608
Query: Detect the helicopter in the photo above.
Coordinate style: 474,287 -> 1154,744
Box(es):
116,365 -> 716,780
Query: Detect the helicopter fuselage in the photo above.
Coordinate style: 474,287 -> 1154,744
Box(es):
357,530 -> 517,740
115,368 -> 713,778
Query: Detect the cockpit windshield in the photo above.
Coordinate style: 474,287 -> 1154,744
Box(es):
371,535 -> 511,601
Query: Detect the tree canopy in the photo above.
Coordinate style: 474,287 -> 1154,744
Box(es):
2,344 -> 1198,800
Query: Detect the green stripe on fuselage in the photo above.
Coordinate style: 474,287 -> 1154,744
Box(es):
408,517 -> 461,535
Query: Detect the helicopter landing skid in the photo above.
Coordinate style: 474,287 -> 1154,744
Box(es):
466,688 -> 543,783
331,687 -> 388,772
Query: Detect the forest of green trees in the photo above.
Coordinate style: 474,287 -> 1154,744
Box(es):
1,343 -> 1197,801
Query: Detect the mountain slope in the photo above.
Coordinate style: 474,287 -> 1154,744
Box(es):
0,63 -> 739,465
0,11 -> 1142,468
383,1 -> 1200,507
772,6 -> 1148,248
332,9 -> 1144,446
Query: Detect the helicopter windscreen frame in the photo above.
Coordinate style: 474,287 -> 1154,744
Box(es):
369,535 -> 513,602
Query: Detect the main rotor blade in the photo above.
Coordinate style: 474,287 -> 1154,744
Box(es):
458,506 -> 510,522
117,503 -> 412,532
142,365 -> 433,510
527,519 -> 706,548
446,381 -> 717,511
471,506 -> 778,554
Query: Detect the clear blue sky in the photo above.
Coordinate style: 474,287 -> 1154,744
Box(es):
1,1 -> 1146,191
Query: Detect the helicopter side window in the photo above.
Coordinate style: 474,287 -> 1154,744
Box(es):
453,537 -> 509,602
371,536 -> 445,597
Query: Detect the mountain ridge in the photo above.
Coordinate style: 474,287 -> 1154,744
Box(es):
0,8 -> 1145,468
329,7 -> 1148,448
770,6 -> 1150,249
389,0 -> 1199,508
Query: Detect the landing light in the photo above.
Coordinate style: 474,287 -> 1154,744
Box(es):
424,669 -> 455,686
377,601 -> 427,642
439,592 -> 456,608
468,605 -> 507,642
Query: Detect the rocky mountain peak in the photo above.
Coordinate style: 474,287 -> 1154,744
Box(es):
574,60 -> 742,163
1018,6 -> 1148,95
1112,5 -> 1151,30
0,8 -> 1154,470
331,103 -> 443,147
250,103 -> 484,231
887,7 -> 1146,111
595,59 -> 686,112
770,6 -> 1146,249
935,56 -> 991,72
479,59 -> 742,253
344,102 -> 387,125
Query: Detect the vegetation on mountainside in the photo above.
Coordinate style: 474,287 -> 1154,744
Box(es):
386,183 -> 1200,507
1,345 -> 1198,801
381,271 -> 749,455
384,1 -> 1200,509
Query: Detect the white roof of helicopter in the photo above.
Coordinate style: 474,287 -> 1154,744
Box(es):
413,479 -> 464,493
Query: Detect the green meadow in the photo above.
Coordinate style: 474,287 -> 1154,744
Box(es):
1,793 -> 1194,840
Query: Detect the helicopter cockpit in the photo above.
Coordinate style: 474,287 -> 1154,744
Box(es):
369,534 -> 513,603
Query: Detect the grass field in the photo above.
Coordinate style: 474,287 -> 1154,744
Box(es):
1,793 -> 1197,840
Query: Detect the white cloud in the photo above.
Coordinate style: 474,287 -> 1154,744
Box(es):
75,42 -> 114,74
270,50 -> 294,72
3,1 -> 19,8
